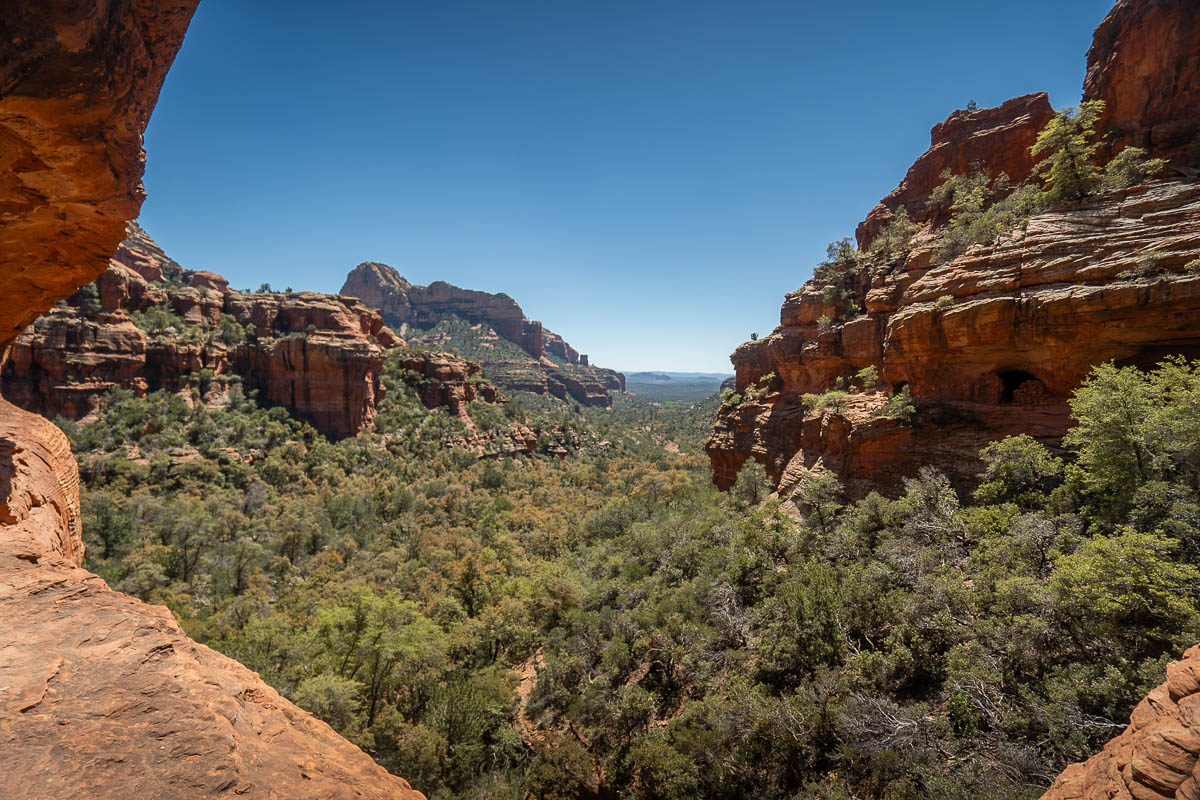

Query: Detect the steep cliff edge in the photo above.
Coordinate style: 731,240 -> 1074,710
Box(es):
708,181 -> 1200,497
3,227 -> 400,438
708,0 -> 1200,500
0,2 -> 422,797
1084,0 -> 1200,165
0,401 -> 424,800
1040,644 -> 1200,800
342,262 -> 626,406
0,0 -> 199,344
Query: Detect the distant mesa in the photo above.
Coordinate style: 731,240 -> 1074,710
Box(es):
341,262 -> 625,406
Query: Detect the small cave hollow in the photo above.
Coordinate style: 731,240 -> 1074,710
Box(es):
998,370 -> 1042,404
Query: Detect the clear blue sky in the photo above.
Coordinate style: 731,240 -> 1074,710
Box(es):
140,0 -> 1113,373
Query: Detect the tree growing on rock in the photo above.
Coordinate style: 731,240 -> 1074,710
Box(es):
1031,101 -> 1104,206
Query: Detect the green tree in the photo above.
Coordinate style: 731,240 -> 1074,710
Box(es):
1031,101 -> 1104,205
973,434 -> 1063,509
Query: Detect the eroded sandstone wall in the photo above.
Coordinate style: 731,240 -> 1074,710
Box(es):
3,230 -> 401,437
709,0 -> 1200,499
0,2 -> 424,797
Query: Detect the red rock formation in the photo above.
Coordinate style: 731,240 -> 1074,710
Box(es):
1039,643 -> 1200,800
0,2 -> 198,346
1084,0 -> 1200,166
341,261 -> 626,405
0,4 -> 423,795
856,93 -> 1054,250
0,400 -> 425,800
710,180 -> 1200,497
397,350 -> 503,417
4,230 -> 400,437
716,0 -> 1200,500
111,221 -> 182,283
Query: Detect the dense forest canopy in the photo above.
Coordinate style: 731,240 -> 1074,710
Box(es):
65,346 -> 1200,800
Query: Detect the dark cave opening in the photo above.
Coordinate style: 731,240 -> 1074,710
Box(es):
998,370 -> 1038,403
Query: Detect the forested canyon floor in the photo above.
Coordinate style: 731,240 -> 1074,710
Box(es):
5,0 -> 1200,798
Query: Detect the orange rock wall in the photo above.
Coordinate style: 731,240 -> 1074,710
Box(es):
0,2 -> 424,797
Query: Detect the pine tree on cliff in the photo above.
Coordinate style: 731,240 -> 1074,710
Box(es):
1031,100 -> 1104,205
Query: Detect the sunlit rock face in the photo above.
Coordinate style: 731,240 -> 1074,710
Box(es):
1083,0 -> 1200,166
0,2 -> 425,797
856,93 -> 1054,251
708,0 -> 1200,500
708,181 -> 1200,497
3,227 -> 403,437
0,1 -> 198,350
1039,643 -> 1200,800
342,261 -> 627,405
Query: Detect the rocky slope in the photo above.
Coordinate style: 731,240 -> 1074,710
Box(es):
1039,643 -> 1200,800
0,2 -> 423,796
1084,0 -> 1200,166
3,227 -> 399,437
707,0 -> 1200,501
342,262 -> 626,406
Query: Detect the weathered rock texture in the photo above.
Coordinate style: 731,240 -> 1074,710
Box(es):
0,2 -> 422,797
397,350 -> 502,417
3,227 -> 400,438
1040,643 -> 1200,800
856,93 -> 1054,250
0,401 -> 425,800
1084,0 -> 1200,166
0,0 -> 199,349
709,182 -> 1200,497
711,0 -> 1200,501
342,262 -> 626,406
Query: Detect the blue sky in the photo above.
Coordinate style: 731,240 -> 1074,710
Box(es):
141,0 -> 1113,373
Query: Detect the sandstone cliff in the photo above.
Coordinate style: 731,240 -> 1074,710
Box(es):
342,262 -> 626,406
709,181 -> 1200,497
0,2 -> 423,797
1084,0 -> 1200,166
1041,643 -> 1200,800
708,0 -> 1200,501
3,227 -> 400,438
0,400 -> 424,800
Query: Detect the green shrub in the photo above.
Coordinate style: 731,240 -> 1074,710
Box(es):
867,205 -> 918,265
1100,146 -> 1167,191
855,365 -> 879,389
1031,100 -> 1104,206
1119,249 -> 1171,281
872,385 -> 915,421
802,389 -> 850,415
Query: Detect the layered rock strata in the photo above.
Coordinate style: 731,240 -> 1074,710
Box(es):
710,0 -> 1200,500
0,401 -> 425,800
342,261 -> 626,405
856,93 -> 1055,249
3,229 -> 400,437
1084,0 -> 1200,166
0,1 -> 423,796
709,181 -> 1200,497
1040,643 -> 1200,800
0,0 -> 199,345
397,350 -> 502,417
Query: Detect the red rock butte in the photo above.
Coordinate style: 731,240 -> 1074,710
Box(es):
0,2 -> 423,797
708,0 -> 1200,502
707,1 -> 1200,797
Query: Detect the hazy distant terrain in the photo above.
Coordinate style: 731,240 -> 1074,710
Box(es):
624,370 -> 731,403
